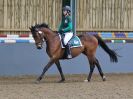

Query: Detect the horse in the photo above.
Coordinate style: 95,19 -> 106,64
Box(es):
29,23 -> 118,83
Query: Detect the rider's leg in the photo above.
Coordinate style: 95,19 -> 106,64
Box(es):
66,43 -> 72,58
64,32 -> 73,58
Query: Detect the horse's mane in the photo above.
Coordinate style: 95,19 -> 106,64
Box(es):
31,23 -> 49,32
30,23 -> 58,36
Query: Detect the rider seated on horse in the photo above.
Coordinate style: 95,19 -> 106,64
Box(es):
58,6 -> 73,59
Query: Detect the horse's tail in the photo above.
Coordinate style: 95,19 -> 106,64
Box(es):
94,35 -> 118,63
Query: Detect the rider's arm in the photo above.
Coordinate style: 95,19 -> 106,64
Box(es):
63,22 -> 72,33
63,16 -> 72,33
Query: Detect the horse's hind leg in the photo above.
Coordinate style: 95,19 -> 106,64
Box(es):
83,51 -> 96,82
55,61 -> 65,82
95,58 -> 106,81
87,58 -> 95,82
88,62 -> 95,82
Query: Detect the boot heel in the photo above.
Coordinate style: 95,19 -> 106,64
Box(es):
67,55 -> 72,59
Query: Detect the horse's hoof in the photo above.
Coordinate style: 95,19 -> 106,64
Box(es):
35,77 -> 42,84
103,78 -> 106,81
103,76 -> 106,81
58,79 -> 65,83
84,79 -> 89,82
35,80 -> 40,84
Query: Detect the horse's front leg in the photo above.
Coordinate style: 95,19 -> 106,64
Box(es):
36,59 -> 55,83
55,61 -> 65,82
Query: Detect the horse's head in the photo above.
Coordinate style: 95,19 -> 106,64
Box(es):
29,24 -> 47,49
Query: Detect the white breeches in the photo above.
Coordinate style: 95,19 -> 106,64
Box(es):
63,32 -> 73,45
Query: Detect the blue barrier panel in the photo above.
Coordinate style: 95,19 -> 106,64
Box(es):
114,32 -> 126,38
101,32 -> 113,38
128,32 -> 133,38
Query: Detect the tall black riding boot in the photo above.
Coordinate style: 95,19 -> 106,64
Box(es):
66,43 -> 72,59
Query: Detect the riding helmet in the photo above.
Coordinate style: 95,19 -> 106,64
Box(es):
63,6 -> 71,12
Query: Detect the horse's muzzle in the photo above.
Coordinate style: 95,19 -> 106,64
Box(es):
36,43 -> 43,49
37,46 -> 42,49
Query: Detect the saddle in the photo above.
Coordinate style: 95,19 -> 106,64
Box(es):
59,34 -> 82,48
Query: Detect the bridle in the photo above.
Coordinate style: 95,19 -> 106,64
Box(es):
36,30 -> 45,48
38,31 -> 45,42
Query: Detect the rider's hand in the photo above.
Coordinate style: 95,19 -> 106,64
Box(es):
61,29 -> 64,32
58,29 -> 64,33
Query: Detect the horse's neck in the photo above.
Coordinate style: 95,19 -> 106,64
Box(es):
43,28 -> 57,43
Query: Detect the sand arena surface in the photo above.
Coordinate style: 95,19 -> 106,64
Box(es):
0,73 -> 133,99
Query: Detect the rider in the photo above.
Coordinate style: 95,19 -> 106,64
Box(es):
58,6 -> 73,59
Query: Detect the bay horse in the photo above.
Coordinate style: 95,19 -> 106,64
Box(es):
29,23 -> 118,83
